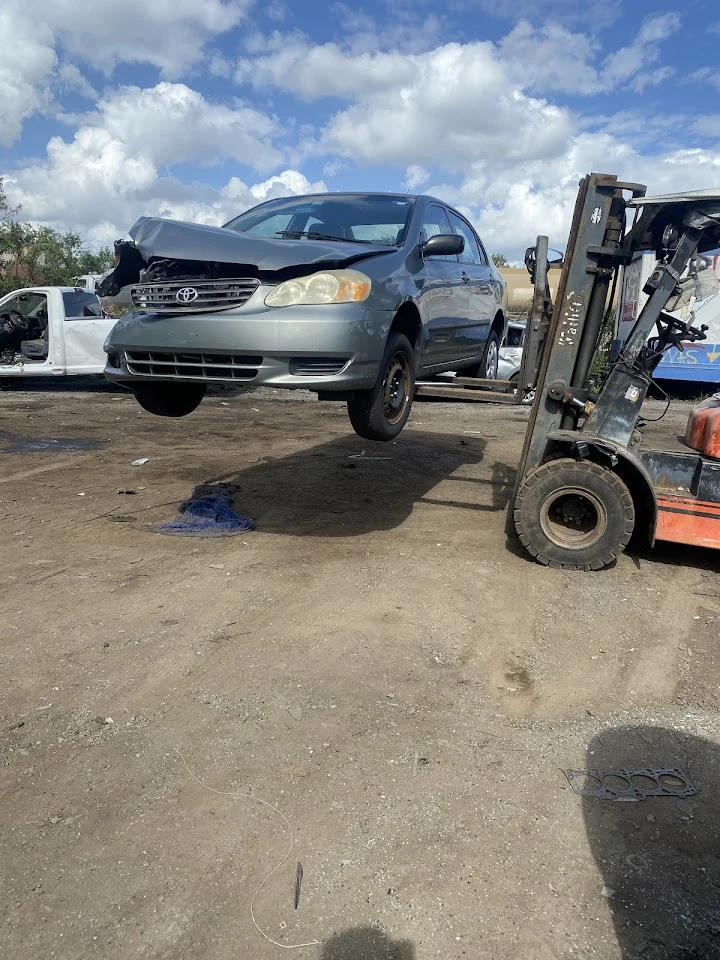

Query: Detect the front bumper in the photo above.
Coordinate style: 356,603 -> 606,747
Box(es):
104,290 -> 393,391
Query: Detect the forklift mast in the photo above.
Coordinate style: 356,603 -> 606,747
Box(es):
510,173 -> 720,569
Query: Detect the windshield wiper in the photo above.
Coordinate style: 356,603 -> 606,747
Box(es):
274,230 -> 379,244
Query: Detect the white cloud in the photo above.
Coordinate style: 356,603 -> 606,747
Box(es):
34,0 -> 249,75
602,13 -> 680,87
320,43 -> 572,171
235,36 -> 417,99
57,63 -> 98,101
235,18 -> 680,177
498,21 -> 601,95
404,165 -> 430,192
686,66 -> 720,94
0,0 -> 251,145
0,9 -> 56,146
94,82 -> 280,170
3,82 -> 323,244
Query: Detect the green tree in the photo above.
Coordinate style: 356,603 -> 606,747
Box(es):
491,252 -> 510,268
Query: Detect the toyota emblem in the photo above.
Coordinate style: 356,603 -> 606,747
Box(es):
176,286 -> 199,303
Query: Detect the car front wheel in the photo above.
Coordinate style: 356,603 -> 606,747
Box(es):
132,382 -> 207,417
347,332 -> 415,441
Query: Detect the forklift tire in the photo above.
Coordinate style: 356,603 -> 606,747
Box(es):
514,458 -> 635,571
132,382 -> 206,418
347,331 -> 415,441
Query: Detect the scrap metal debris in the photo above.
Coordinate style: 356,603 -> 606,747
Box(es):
294,863 -> 303,910
564,767 -> 697,801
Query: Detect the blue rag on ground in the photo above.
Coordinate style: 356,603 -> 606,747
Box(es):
150,483 -> 254,537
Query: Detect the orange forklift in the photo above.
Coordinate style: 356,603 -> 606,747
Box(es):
505,173 -> 720,569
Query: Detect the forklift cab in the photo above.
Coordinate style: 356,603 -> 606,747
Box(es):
510,175 -> 720,569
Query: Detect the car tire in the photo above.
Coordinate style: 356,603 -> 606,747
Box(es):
132,382 -> 207,417
513,458 -> 635,570
462,330 -> 500,380
347,332 -> 415,441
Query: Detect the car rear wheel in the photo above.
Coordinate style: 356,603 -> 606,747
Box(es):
461,330 -> 500,380
132,382 -> 207,417
347,332 -> 415,441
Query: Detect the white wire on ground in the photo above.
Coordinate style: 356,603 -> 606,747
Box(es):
173,748 -> 321,950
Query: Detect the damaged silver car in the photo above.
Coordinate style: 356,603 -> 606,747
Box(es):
102,193 -> 506,440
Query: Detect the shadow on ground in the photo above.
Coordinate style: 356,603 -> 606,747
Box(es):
209,431 -> 505,537
322,926 -> 414,960
583,725 -> 720,960
0,375 -> 123,393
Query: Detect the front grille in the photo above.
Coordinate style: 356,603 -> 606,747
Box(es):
131,278 -> 260,313
125,350 -> 262,381
289,357 -> 349,376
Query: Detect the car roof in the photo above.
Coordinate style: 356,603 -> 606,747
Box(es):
255,191 -> 419,202
248,191 -> 468,206
244,191 -> 476,226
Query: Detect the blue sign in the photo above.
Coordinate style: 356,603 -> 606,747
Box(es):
655,343 -> 720,383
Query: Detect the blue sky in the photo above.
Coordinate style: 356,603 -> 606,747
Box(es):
1,0 -> 719,259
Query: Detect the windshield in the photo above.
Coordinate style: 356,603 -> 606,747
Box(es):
224,195 -> 415,246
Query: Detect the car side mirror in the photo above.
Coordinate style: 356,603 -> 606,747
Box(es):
422,234 -> 464,258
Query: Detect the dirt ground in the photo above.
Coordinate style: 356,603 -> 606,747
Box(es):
1,382 -> 719,960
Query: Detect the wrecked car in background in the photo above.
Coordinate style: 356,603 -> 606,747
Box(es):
0,286 -> 115,376
102,193 -> 506,440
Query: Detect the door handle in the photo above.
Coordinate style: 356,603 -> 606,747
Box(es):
461,272 -> 470,283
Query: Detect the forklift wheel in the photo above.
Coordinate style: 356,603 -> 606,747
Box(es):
514,458 -> 635,571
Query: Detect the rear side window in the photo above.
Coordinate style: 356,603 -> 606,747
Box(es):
62,291 -> 103,319
448,212 -> 483,265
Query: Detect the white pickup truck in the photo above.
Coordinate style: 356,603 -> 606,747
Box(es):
0,286 -> 116,377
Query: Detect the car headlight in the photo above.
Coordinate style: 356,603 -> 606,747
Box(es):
265,269 -> 371,307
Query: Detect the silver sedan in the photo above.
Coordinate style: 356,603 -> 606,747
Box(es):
103,193 -> 506,440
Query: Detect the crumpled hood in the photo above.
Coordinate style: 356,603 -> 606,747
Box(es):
129,216 -> 393,271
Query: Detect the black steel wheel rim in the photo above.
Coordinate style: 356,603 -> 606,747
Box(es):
382,352 -> 410,424
539,486 -> 608,549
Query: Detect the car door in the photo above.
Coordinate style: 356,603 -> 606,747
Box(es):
447,211 -> 497,360
0,290 -> 52,371
62,290 -> 117,373
417,203 -> 470,368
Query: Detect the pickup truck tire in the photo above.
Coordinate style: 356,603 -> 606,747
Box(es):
514,458 -> 635,570
347,332 -> 415,441
132,382 -> 207,418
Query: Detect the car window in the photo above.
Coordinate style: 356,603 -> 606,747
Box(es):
476,238 -> 490,266
422,204 -> 457,262
0,292 -> 48,347
448,212 -> 483,265
505,325 -> 525,347
2,292 -> 47,319
225,194 -> 414,246
62,291 -> 103,319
